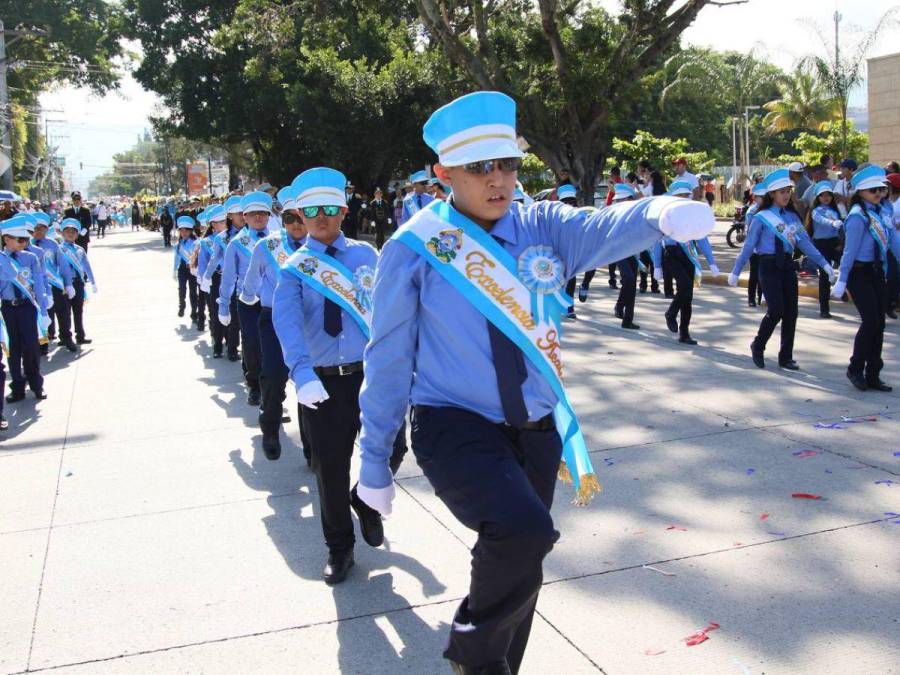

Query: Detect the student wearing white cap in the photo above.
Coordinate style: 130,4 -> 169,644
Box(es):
218,191 -> 273,404
198,205 -> 229,357
355,91 -> 713,673
398,170 -> 434,227
832,166 -> 900,391
729,169 -> 835,370
745,181 -> 767,307
0,215 -> 51,402
610,182 -> 643,329
173,215 -> 199,326
192,209 -> 209,332
58,218 -> 96,346
203,195 -> 244,360
31,213 -> 76,353
557,184 -> 594,318
805,181 -> 844,318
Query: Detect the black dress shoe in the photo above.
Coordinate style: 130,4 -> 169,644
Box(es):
178,307 -> 185,317
76,337 -> 92,344
665,314 -> 678,334
621,321 -> 640,330
846,371 -> 867,391
751,343 -> 765,369
651,287 -> 661,294
779,360 -> 800,371
64,341 -> 78,352
197,323 -> 205,332
866,378 -> 893,392
639,286 -> 647,294
664,292 -> 674,299
350,485 -> 384,547
323,552 -> 355,585
212,350 -> 223,359
33,390 -> 48,400
262,431 -> 281,460
0,415 -> 7,431
5,392 -> 24,403
227,353 -> 241,362
450,660 -> 513,675
614,306 -> 624,319
748,300 -> 757,307
247,390 -> 261,406
679,335 -> 698,345
608,280 -> 618,289
820,311 -> 832,319
40,343 -> 49,356
887,309 -> 898,319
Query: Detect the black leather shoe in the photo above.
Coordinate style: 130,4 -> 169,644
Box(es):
847,371 -> 867,391
76,337 -> 92,344
262,431 -> 281,460
450,660 -> 512,675
608,280 -> 618,289
323,552 -> 354,585
227,353 -> 241,362
40,343 -> 49,356
866,378 -> 893,392
665,314 -> 678,334
748,300 -> 757,307
197,323 -> 205,332
212,349 -> 223,358
64,341 -> 78,352
34,390 -> 48,400
820,311 -> 832,319
614,306 -> 624,319
751,344 -> 765,369
679,335 -> 698,345
178,307 -> 185,317
664,292 -> 674,299
247,390 -> 261,406
779,360 -> 800,371
621,321 -> 640,330
5,392 -> 24,403
350,485 -> 384,547
0,415 -> 7,431
887,309 -> 898,320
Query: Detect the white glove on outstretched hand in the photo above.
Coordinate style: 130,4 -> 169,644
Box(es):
296,379 -> 329,409
824,265 -> 836,284
831,280 -> 847,299
653,268 -> 663,282
218,313 -> 231,327
65,285 -> 75,299
728,272 -> 739,287
709,264 -> 720,276
832,219 -> 843,229
357,481 -> 396,516
657,199 -> 715,242
199,278 -> 211,294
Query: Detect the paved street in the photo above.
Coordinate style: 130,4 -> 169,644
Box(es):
2,227 -> 898,674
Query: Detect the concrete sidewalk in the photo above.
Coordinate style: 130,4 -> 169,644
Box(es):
1,227 -> 898,674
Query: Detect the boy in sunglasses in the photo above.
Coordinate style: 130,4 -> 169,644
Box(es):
398,170 -> 434,226
239,185 -> 310,462
356,91 -> 713,674
273,167 -> 408,585
217,191 -> 272,406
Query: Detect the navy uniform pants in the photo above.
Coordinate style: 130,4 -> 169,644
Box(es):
177,263 -> 197,318
614,257 -> 638,324
814,237 -> 841,315
748,254 -> 762,304
753,257 -> 798,363
215,284 -> 241,358
196,289 -> 207,329
664,246 -> 694,336
236,300 -> 262,393
2,303 -> 43,395
638,250 -> 659,292
847,262 -> 887,382
302,370 -> 407,554
887,252 -> 899,311
47,286 -> 72,343
207,272 -> 225,353
257,307 -> 288,434
412,405 -> 561,673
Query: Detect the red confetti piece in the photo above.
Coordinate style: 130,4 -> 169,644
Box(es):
759,513 -> 769,521
684,622 -> 721,646
644,649 -> 666,656
733,541 -> 744,546
792,493 -> 823,500
666,525 -> 688,531
792,450 -> 819,458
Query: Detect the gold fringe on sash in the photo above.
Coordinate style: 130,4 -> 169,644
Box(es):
557,461 -> 603,506
557,460 -> 573,484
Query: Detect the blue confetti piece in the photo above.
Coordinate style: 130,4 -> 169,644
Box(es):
824,470 -> 833,474
893,451 -> 900,457
767,531 -> 786,537
603,458 -> 615,467
814,422 -> 845,429
874,480 -> 897,487
746,469 -> 755,476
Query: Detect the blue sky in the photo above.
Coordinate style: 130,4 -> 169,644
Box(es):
41,0 -> 900,193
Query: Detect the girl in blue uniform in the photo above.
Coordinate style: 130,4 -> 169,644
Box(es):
729,169 -> 835,370
611,183 -> 642,329
745,182 -> 766,307
173,216 -> 198,324
805,181 -> 843,318
831,166 -> 900,391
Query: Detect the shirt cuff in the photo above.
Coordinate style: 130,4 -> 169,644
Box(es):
291,366 -> 318,387
360,458 -> 394,490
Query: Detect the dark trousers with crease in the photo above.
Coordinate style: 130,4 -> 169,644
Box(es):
614,257 -> 637,323
218,286 -> 241,358
302,370 -> 407,554
48,286 -> 72,342
236,301 -> 262,392
753,257 -> 798,363
639,250 -> 658,292
257,307 -> 292,438
177,263 -> 197,317
412,405 -> 561,673
814,237 -> 841,315
748,254 -> 762,304
846,262 -> 887,381
887,252 -> 899,311
664,246 -> 694,336
207,272 -> 225,353
196,289 -> 207,328
2,303 -> 42,395
70,278 -> 87,341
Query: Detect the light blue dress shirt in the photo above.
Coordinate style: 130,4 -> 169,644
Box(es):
272,233 -> 377,386
358,197 -> 677,489
398,192 -> 434,227
811,205 -> 843,240
32,238 -> 73,288
837,202 -> 900,280
59,242 -> 95,284
732,207 -> 829,275
0,249 -> 48,311
196,236 -> 215,280
649,236 -> 715,269
217,226 -> 268,313
173,237 -> 196,272
241,230 -> 305,309
202,226 -> 239,284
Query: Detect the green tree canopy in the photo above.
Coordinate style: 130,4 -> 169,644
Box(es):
611,130 -> 712,179
762,64 -> 838,134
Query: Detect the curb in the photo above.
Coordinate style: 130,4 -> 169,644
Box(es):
701,272 -> 831,301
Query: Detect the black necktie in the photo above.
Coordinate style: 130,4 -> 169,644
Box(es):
775,234 -> 784,269
10,252 -> 24,301
486,236 -> 528,427
323,245 -> 342,336
416,194 -> 422,209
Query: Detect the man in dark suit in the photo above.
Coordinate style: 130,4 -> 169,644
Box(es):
63,192 -> 92,252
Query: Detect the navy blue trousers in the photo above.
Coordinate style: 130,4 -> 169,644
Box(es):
257,307 -> 289,434
237,301 -> 262,392
754,258 -> 798,363
2,303 -> 43,395
411,405 -> 561,672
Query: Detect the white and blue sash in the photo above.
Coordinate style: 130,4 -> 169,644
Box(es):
174,239 -> 195,271
281,248 -> 375,337
261,230 -> 301,272
850,204 -> 890,274
232,227 -> 261,258
3,252 -> 48,343
39,247 -> 64,290
680,241 -> 703,284
60,243 -> 92,301
755,208 -> 799,252
396,200 -> 600,504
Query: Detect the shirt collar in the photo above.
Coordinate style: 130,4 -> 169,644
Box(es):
447,198 -> 518,246
307,232 -> 346,252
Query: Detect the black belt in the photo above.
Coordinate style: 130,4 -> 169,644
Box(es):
511,413 -> 555,432
314,361 -> 363,377
852,260 -> 879,269
1,298 -> 28,307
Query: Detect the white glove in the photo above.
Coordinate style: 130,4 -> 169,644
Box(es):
239,292 -> 259,305
218,313 -> 231,327
657,199 -> 715,242
357,481 -> 396,516
38,312 -> 51,332
199,278 -> 211,294
709,264 -> 720,276
824,265 -> 836,284
91,282 -> 98,294
295,379 -> 329,409
46,294 -> 54,310
833,219 -> 843,229
831,280 -> 846,299
65,285 -> 75,299
653,268 -> 663,282
728,273 -> 739,287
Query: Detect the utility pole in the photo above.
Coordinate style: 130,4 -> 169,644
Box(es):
0,21 -> 12,190
731,117 -> 738,199
207,155 -> 213,198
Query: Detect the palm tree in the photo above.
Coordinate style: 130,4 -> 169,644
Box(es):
762,65 -> 839,134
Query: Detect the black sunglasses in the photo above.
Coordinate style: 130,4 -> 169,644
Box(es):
462,157 -> 523,175
302,205 -> 341,218
282,212 -> 302,225
15,236 -> 29,244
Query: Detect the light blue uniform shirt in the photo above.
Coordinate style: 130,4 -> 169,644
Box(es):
32,238 -> 73,288
811,205 -> 843,240
59,241 -> 95,285
398,191 -> 434,227
217,226 -> 268,312
241,230 -> 305,309
273,233 -> 377,385
838,203 -> 900,280
732,207 -> 829,275
358,197 -> 677,489
203,226 -> 239,284
0,249 -> 48,310
196,236 -> 216,280
173,237 -> 196,271
649,235 -> 715,269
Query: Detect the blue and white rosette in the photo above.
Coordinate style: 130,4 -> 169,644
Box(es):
353,265 -> 375,311
517,245 -> 569,327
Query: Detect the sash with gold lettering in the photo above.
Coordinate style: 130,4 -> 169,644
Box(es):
36,244 -> 64,290
754,208 -> 800,252
261,230 -> 302,272
396,200 -> 600,505
850,204 -> 891,275
281,247 -> 374,338
2,252 -> 49,344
